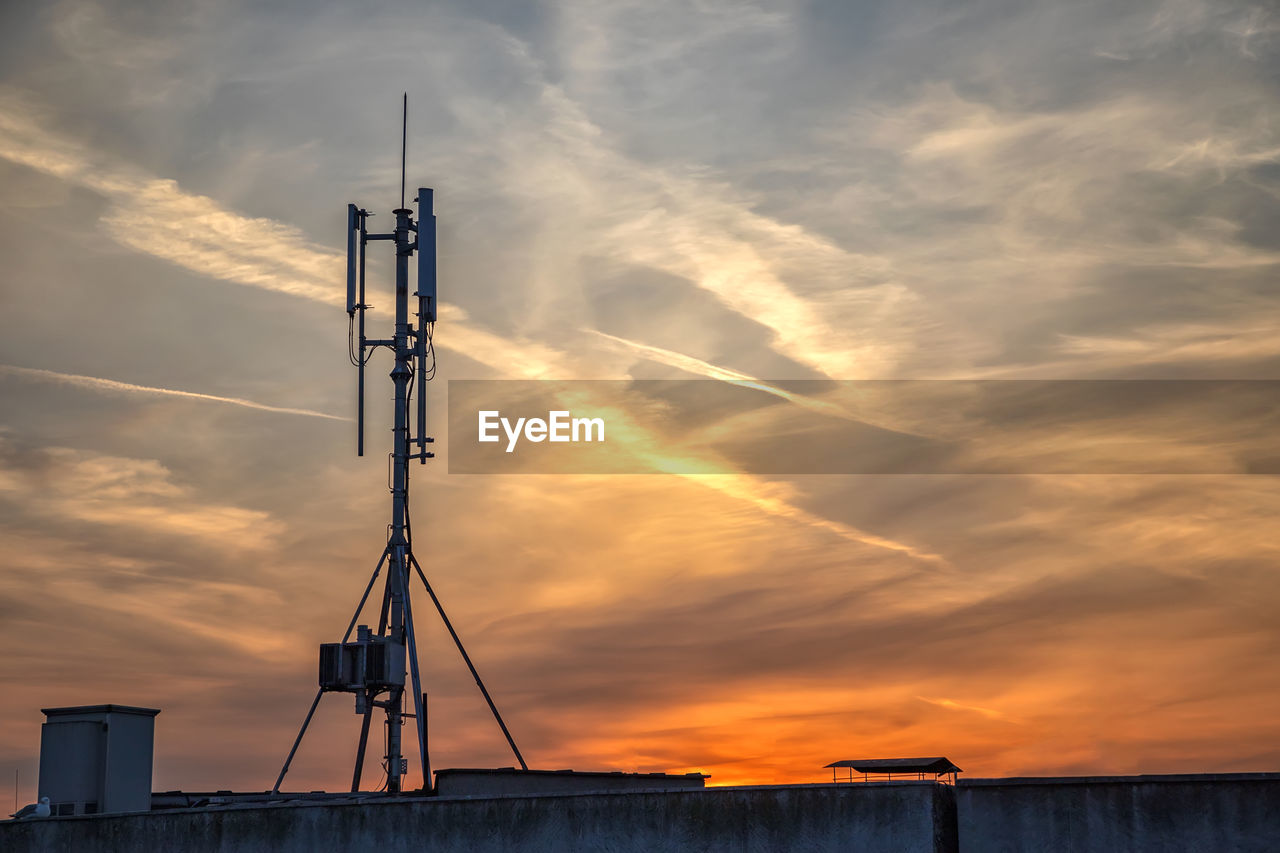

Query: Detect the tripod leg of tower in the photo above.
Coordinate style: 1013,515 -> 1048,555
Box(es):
410,554 -> 529,770
351,698 -> 373,792
384,554 -> 407,793
275,546 -> 392,794
341,547 -> 391,641
273,689 -> 322,795
352,567 -> 397,792
349,580 -> 388,793
398,566 -> 430,789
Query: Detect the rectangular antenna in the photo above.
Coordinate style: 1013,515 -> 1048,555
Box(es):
416,188 -> 435,458
357,208 -> 368,456
346,204 -> 358,315
416,189 -> 436,322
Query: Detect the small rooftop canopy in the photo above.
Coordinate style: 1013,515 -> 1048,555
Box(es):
825,757 -> 961,784
825,757 -> 961,774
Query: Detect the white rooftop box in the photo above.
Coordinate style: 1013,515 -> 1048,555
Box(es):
38,704 -> 160,816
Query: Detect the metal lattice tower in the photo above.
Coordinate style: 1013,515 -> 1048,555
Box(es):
273,96 -> 526,795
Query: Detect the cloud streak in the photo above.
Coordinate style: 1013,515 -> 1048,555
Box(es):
0,88 -> 929,566
0,90 -> 345,306
0,442 -> 285,550
0,364 -> 349,421
917,695 -> 1022,724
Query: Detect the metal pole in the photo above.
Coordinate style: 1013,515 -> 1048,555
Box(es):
422,692 -> 430,791
351,698 -> 373,792
400,93 -> 407,210
380,204 -> 415,794
398,563 -> 429,789
355,576 -> 395,792
342,547 -> 389,644
409,554 -> 528,770
273,689 -> 322,795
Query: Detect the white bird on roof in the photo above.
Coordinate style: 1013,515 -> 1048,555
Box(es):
9,796 -> 50,820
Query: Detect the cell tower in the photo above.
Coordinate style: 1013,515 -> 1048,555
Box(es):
273,95 -> 526,795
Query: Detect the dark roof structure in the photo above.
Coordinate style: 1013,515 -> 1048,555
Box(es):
41,704 -> 160,717
825,757 -> 961,775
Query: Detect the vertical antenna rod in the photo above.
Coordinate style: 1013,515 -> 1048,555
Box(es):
400,92 -> 407,211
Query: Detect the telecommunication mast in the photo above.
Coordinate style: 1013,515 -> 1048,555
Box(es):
273,95 -> 526,795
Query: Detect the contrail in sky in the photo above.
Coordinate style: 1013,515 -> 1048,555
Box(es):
588,329 -> 929,434
0,93 -> 935,559
0,364 -> 350,421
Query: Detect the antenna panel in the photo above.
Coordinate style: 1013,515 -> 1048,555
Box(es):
346,203 -> 358,315
416,189 -> 436,322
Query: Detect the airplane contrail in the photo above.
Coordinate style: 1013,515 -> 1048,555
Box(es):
587,328 -> 932,435
0,365 -> 350,422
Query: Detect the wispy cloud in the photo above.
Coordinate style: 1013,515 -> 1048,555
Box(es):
0,89 -> 602,379
692,474 -> 949,565
432,36 -> 915,378
0,364 -> 349,421
0,442 -> 284,550
917,695 -> 1022,723
0,90 -> 931,565
0,89 -> 344,306
588,329 -> 932,434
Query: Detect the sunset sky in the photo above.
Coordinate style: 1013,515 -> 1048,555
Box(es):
2,0 -> 1279,801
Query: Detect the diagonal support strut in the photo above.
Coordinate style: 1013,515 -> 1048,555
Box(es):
409,553 -> 527,771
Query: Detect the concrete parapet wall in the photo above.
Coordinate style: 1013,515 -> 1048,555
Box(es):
434,768 -> 706,797
0,781 -> 956,853
957,773 -> 1280,853
8,772 -> 1277,851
